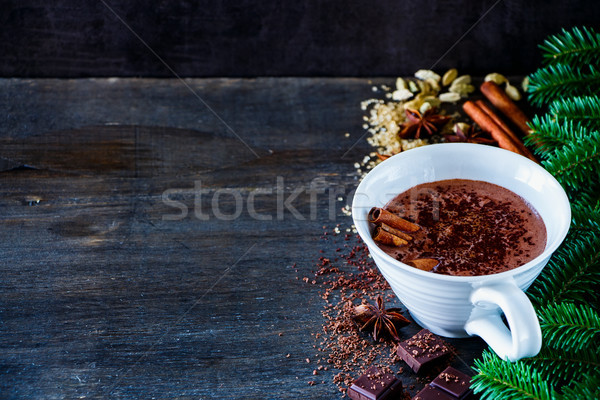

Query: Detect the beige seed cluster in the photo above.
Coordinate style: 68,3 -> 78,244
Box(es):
358,68 -> 465,178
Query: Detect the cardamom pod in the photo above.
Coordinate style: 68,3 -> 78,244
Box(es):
442,68 -> 458,86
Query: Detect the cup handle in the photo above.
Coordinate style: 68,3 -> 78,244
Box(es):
464,281 -> 541,361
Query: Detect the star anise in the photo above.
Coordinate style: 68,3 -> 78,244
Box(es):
352,296 -> 410,341
444,123 -> 496,145
398,108 -> 451,139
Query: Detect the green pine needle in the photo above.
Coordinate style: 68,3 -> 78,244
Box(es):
528,234 -> 600,308
558,373 -> 600,399
472,350 -> 555,400
569,195 -> 600,240
526,115 -> 593,156
549,95 -> 600,131
528,345 -> 600,387
527,64 -> 600,106
537,303 -> 600,353
541,130 -> 600,191
540,26 -> 600,66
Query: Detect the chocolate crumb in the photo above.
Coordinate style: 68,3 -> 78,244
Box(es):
307,226 -> 406,392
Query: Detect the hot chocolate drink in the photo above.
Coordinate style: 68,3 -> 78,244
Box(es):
371,179 -> 547,276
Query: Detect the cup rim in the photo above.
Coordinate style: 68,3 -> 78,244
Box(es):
352,143 -> 571,282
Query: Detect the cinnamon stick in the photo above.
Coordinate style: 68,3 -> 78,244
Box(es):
376,153 -> 391,161
480,81 -> 531,136
372,226 -> 408,247
368,207 -> 420,232
381,223 -> 413,241
462,101 -> 525,156
475,100 -> 538,163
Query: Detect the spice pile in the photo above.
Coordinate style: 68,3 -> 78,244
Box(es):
357,70 -> 530,178
307,226 -> 403,394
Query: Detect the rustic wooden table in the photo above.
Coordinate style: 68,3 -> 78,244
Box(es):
0,78 -> 486,399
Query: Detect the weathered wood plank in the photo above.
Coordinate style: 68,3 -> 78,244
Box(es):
0,79 -> 486,399
2,1 -> 599,77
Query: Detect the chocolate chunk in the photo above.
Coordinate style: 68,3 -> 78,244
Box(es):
412,385 -> 455,400
431,367 -> 473,399
348,366 -> 405,400
396,329 -> 451,373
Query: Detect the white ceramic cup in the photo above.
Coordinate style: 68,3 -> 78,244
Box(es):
352,143 -> 571,361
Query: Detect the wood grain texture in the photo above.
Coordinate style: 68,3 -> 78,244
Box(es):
0,78 -> 487,399
2,0 -> 600,77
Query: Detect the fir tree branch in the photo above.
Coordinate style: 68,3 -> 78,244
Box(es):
537,303 -> 600,353
527,64 -> 600,106
541,130 -> 600,191
540,26 -> 600,66
557,373 -> 600,399
472,350 -> 555,400
549,95 -> 600,131
528,235 -> 600,308
526,115 -> 592,157
528,345 -> 600,387
569,195 -> 600,240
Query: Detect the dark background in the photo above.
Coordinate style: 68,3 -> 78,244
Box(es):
2,0 -> 600,78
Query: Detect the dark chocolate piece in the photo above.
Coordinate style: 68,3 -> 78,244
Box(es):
348,366 -> 405,400
431,367 -> 473,399
396,329 -> 451,373
412,385 -> 455,400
